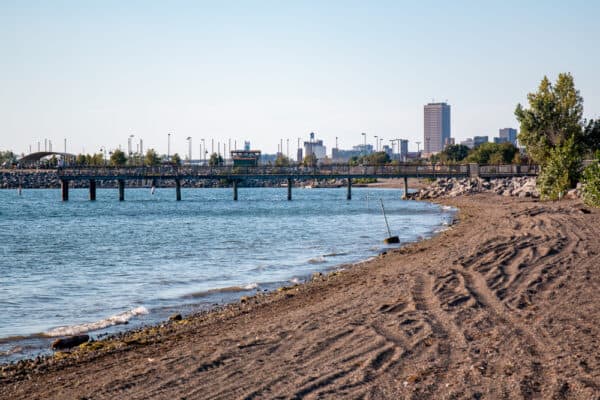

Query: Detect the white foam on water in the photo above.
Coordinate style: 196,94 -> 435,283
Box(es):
43,306 -> 149,337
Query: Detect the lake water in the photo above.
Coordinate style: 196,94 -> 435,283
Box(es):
0,187 -> 454,362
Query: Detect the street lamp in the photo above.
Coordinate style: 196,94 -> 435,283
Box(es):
186,137 -> 192,165
168,133 -> 171,160
201,139 -> 206,164
361,132 -> 366,155
374,135 -> 378,152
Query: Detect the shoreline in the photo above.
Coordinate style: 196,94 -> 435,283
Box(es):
2,193 -> 599,398
0,185 -> 446,364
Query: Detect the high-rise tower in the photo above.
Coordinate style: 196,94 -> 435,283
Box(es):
424,102 -> 451,154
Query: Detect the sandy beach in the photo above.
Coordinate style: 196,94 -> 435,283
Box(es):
1,193 -> 599,399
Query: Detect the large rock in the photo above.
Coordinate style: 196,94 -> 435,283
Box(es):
51,335 -> 90,350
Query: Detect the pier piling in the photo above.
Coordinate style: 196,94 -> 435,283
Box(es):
175,179 -> 181,201
402,176 -> 408,200
89,179 -> 96,201
287,178 -> 292,201
61,179 -> 69,201
347,178 -> 352,200
233,180 -> 238,201
118,179 -> 125,201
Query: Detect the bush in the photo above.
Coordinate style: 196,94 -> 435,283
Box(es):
537,138 -> 581,200
581,159 -> 600,207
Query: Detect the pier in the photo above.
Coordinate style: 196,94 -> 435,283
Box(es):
53,163 -> 538,201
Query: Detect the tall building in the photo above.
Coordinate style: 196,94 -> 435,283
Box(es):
499,128 -> 518,146
424,102 -> 451,154
399,139 -> 409,161
473,136 -> 489,148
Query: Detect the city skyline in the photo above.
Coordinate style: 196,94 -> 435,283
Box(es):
1,1 -> 599,156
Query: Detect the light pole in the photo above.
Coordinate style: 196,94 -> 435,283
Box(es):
361,132 -> 366,155
187,137 -> 192,165
100,147 -> 107,165
374,135 -> 378,152
201,139 -> 206,164
128,134 -> 134,157
286,138 -> 289,158
168,133 -> 171,160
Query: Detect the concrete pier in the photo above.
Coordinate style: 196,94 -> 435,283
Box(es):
287,178 -> 292,201
118,179 -> 125,201
61,179 -> 69,201
175,179 -> 181,201
402,176 -> 408,200
233,180 -> 238,201
347,178 -> 352,200
89,179 -> 96,201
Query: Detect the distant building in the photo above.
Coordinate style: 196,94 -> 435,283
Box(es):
460,138 -> 474,149
494,137 -> 509,144
399,139 -> 408,161
473,136 -> 489,148
353,144 -> 373,155
424,102 -> 451,154
499,128 -> 518,146
304,132 -> 327,160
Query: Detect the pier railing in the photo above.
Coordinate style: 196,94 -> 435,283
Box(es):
55,163 -> 538,180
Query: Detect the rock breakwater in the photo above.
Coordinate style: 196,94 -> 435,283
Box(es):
409,177 -> 543,200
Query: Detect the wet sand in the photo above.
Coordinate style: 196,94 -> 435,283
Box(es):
1,194 -> 599,399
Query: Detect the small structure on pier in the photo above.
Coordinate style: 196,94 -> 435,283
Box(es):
231,150 -> 261,167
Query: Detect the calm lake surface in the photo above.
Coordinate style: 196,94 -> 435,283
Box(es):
0,187 -> 454,361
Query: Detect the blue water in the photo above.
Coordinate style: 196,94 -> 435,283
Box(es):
0,187 -> 454,361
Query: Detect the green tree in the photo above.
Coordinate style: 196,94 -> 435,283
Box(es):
171,153 -> 182,166
110,149 -> 127,166
582,119 -> 600,156
209,152 -> 224,166
581,155 -> 600,207
145,149 -> 160,166
364,151 -> 390,165
441,144 -> 470,162
466,142 -> 518,164
515,73 -> 584,164
303,153 -> 317,167
515,73 -> 585,197
0,151 -> 17,166
537,137 -> 581,200
274,154 -> 291,167
75,154 -> 87,166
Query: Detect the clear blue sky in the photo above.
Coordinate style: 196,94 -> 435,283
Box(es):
1,0 -> 599,156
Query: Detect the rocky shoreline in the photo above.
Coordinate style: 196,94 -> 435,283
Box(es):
407,176 -> 583,200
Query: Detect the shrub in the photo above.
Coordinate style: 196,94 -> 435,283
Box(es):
581,159 -> 600,207
537,138 -> 581,200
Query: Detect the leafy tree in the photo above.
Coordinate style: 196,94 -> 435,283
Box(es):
582,119 -> 600,156
515,73 -> 584,164
145,149 -> 160,166
91,153 -> 104,166
274,154 -> 291,167
537,137 -> 581,200
75,154 -> 87,165
581,155 -> 600,207
110,149 -> 127,166
441,144 -> 470,162
466,142 -> 518,164
515,73 -> 586,196
303,153 -> 317,167
171,153 -> 182,166
0,151 -> 17,166
209,152 -> 224,166
363,151 -> 390,165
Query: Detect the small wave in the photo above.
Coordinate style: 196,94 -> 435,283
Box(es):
289,277 -> 300,284
43,306 -> 149,337
308,257 -> 326,264
323,252 -> 349,258
184,283 -> 259,299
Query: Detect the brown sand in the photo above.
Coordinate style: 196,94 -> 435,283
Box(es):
1,194 -> 599,399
